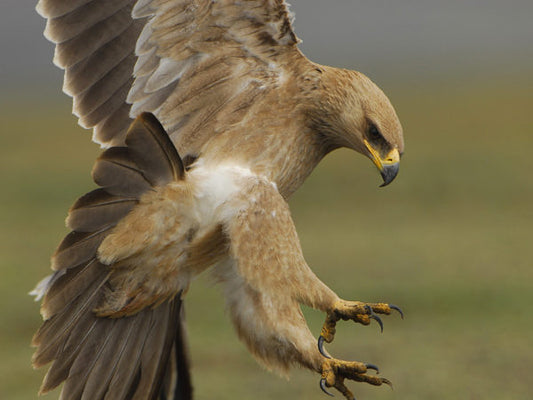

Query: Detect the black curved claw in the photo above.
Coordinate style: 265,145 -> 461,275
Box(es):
369,311 -> 384,333
318,336 -> 332,358
365,363 -> 380,374
389,304 -> 404,319
320,378 -> 335,397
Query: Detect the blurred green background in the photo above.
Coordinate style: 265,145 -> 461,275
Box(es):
1,1 -> 532,399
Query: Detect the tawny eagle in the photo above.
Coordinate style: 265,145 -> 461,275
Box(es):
31,1 -> 405,399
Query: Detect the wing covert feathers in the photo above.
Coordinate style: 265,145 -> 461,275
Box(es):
33,113 -> 192,399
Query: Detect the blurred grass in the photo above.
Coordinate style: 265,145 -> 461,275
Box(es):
1,75 -> 532,399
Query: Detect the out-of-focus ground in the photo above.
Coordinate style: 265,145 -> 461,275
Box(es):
1,1 -> 532,399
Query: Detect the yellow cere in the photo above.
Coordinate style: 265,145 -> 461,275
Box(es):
363,139 -> 400,171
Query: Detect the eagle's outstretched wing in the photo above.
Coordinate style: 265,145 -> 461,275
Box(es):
37,0 -> 300,154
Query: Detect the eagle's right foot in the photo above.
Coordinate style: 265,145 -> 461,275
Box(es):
319,358 -> 392,400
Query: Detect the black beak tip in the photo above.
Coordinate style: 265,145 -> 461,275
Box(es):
379,163 -> 400,187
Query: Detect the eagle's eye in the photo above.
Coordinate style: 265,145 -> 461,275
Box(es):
367,124 -> 382,142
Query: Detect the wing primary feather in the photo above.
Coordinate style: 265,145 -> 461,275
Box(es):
93,104 -> 132,146
73,54 -> 136,118
53,5 -> 134,69
63,22 -> 141,97
79,77 -> 134,128
36,0 -> 93,19
44,0 -> 131,43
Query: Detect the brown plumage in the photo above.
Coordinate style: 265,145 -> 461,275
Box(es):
33,1 -> 405,399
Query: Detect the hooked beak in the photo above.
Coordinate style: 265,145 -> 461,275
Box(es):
379,162 -> 400,187
363,140 -> 401,187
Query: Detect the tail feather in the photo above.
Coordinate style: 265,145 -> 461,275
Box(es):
162,303 -> 193,400
60,315 -> 116,398
135,300 -> 182,399
33,113 -> 193,399
40,319 -> 98,392
174,318 -> 194,400
104,309 -> 155,399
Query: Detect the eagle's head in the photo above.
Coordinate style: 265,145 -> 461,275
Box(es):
310,67 -> 404,186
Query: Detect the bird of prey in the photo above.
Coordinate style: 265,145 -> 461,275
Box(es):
31,1 -> 405,399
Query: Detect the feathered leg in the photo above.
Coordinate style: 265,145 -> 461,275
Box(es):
220,176 -> 398,399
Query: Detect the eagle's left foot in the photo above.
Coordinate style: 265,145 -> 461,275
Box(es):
318,300 -> 403,357
319,358 -> 392,400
